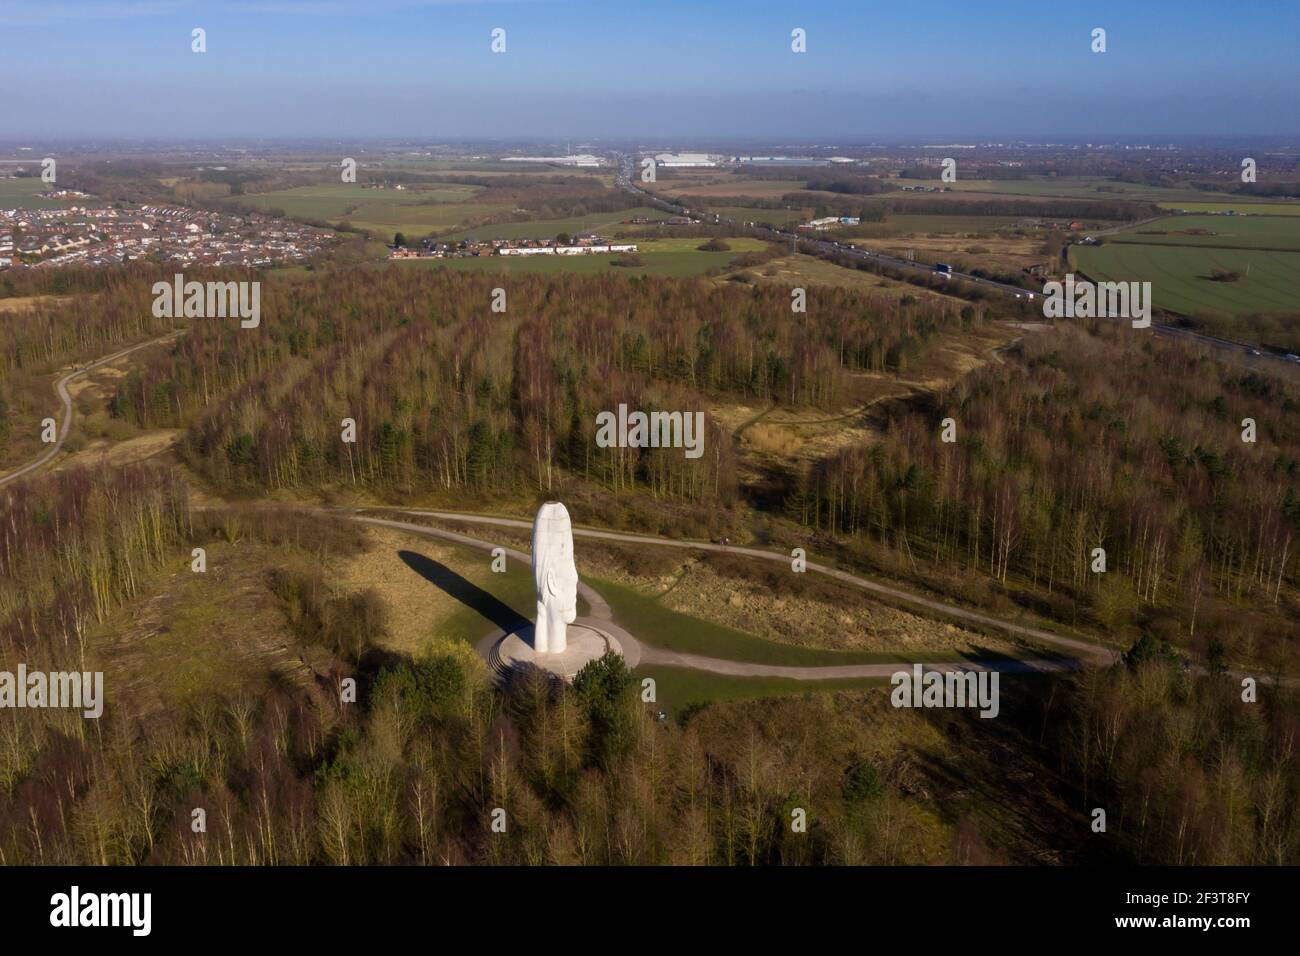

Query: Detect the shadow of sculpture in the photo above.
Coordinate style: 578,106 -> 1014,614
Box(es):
397,550 -> 530,636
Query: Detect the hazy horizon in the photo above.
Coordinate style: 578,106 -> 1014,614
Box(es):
3,0 -> 1298,140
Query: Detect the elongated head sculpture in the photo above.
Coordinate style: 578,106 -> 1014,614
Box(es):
532,501 -> 579,653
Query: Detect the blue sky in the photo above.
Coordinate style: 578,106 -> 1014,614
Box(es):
3,0 -> 1297,140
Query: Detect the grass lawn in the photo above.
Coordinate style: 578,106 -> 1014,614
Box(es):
591,577 -> 998,668
428,545 -> 591,646
435,560 -> 536,646
0,177 -> 75,209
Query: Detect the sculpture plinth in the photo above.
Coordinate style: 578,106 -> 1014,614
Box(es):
477,500 -> 638,684
495,624 -> 623,681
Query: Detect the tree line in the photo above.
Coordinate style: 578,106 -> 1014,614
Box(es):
797,322 -> 1300,665
107,269 -> 972,500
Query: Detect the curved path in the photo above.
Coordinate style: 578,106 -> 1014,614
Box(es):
0,331 -> 184,488
356,510 -> 1114,680
0,333 -> 1234,683
4,335 -> 1283,684
0,332 -> 1180,683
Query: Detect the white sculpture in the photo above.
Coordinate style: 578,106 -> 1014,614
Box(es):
532,501 -> 579,653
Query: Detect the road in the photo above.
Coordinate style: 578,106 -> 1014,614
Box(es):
614,154 -> 1048,300
615,153 -> 1297,369
0,330 -> 184,488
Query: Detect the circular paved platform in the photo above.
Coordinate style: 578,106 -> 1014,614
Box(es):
491,623 -> 624,682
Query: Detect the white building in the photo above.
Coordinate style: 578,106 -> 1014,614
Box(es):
502,154 -> 606,167
497,242 -> 638,257
654,153 -> 718,167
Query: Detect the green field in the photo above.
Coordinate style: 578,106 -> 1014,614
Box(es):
1159,201 -> 1300,217
711,205 -> 811,226
346,206 -> 502,235
662,177 -> 808,197
397,237 -> 769,279
1070,210 -> 1300,316
937,177 -> 1248,205
0,177 -> 74,209
860,214 -> 1038,236
1108,214 -> 1300,251
1071,242 -> 1300,316
1155,201 -> 1300,217
442,207 -> 663,240
237,184 -> 486,231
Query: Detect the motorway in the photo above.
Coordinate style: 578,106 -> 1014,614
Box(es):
7,308 -> 1293,685
614,154 -> 1297,369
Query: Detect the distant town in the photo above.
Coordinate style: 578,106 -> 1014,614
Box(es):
0,189 -> 335,271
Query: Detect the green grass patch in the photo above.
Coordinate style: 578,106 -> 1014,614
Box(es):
1157,201 -> 1300,216
936,177 -> 1246,204
245,183 -> 480,212
591,577 -> 981,667
436,560 -> 537,646
711,205 -> 812,226
236,184 -> 485,232
0,177 -> 75,209
1072,242 -> 1300,316
1106,213 -> 1300,251
421,538 -> 592,646
442,207 -> 662,241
